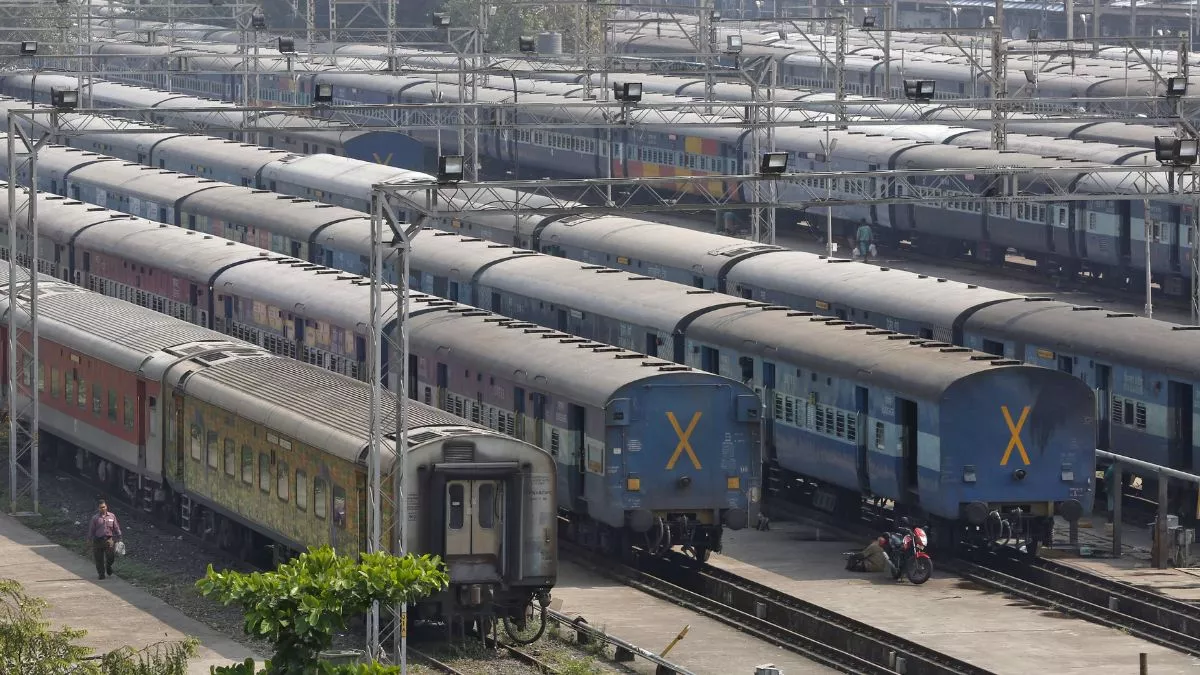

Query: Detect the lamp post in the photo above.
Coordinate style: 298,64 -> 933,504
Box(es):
820,128 -> 837,258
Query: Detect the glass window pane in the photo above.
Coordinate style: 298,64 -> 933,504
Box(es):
224,439 -> 236,476
124,396 -> 134,429
241,446 -> 254,484
478,483 -> 494,529
259,452 -> 271,492
278,462 -> 289,501
190,425 -> 202,460
207,432 -> 219,468
296,470 -> 308,511
314,479 -> 327,519
108,390 -> 117,421
332,487 -> 346,527
448,483 -> 464,529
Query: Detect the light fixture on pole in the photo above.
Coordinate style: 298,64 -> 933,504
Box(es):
19,41 -> 37,56
251,12 -> 266,30
50,88 -> 78,110
1166,76 -> 1189,98
613,82 -> 642,103
726,35 -> 743,54
438,155 -> 465,184
518,36 -> 536,53
903,79 -> 936,102
759,152 -> 789,175
432,13 -> 451,28
313,83 -> 334,104
1028,28 -> 1039,40
277,37 -> 295,53
1155,136 -> 1199,167
862,15 -> 876,28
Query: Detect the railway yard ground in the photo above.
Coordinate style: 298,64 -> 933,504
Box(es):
713,520 -> 1200,674
551,559 -> 835,675
1049,515 -> 1200,602
0,510 -> 260,674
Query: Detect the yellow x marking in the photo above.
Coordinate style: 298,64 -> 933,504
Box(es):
666,411 -> 703,470
1000,405 -> 1032,466
372,152 -> 394,166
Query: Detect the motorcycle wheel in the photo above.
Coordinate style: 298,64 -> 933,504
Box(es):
906,557 -> 933,585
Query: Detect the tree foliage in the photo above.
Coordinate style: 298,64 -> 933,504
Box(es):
438,0 -> 609,54
0,578 -> 197,675
197,547 -> 449,674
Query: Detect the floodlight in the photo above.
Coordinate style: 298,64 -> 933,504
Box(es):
1157,136 -> 1198,166
777,31 -> 787,40
438,155 -> 465,183
313,83 -> 334,104
862,15 -> 876,28
1166,76 -> 1188,97
518,36 -> 536,53
251,13 -> 266,30
613,82 -> 642,103
50,88 -> 78,110
710,10 -> 721,21
903,79 -> 936,102
726,35 -> 743,54
759,152 -> 789,175
1024,69 -> 1037,84
1028,28 -> 1039,40
19,41 -> 36,56
432,12 -> 451,28
278,37 -> 295,53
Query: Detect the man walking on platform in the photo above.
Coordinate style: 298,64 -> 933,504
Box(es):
87,499 -> 122,579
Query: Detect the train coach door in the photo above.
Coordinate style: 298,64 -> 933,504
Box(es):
855,386 -> 870,494
445,480 -> 504,571
897,398 -> 919,499
1095,363 -> 1112,450
1168,381 -> 1194,472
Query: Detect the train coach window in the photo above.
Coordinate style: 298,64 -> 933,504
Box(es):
108,390 -> 118,422
207,432 -> 219,469
191,426 -> 202,461
448,484 -> 465,529
65,371 -> 75,403
314,479 -> 327,520
77,377 -> 87,409
478,484 -> 495,529
875,422 -> 885,451
50,367 -> 59,399
124,396 -> 134,429
278,462 -> 290,502
296,470 -> 308,511
241,446 -> 254,485
332,487 -> 346,527
37,363 -> 44,393
223,440 -> 236,477
259,453 -> 271,493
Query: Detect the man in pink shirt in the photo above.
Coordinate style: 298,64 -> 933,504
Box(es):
87,499 -> 123,579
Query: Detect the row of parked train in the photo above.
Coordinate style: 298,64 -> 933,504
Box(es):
0,263 -> 558,631
0,77 -> 1189,517
20,29 -> 1200,298
0,130 -> 1093,554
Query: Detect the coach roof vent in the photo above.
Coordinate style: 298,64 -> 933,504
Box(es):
1106,312 -> 1136,318
1072,305 -> 1101,311
809,316 -> 835,322
615,353 -> 643,359
593,346 -> 622,353
989,359 -> 1022,366
786,311 -> 814,317
919,341 -> 953,348
1023,296 -> 1053,302
657,365 -> 691,372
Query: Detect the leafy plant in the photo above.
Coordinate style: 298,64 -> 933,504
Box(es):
197,547 -> 448,674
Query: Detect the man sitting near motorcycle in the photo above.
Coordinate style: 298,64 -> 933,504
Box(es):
846,535 -> 897,575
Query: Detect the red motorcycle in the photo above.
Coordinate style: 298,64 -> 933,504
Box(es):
885,526 -> 933,585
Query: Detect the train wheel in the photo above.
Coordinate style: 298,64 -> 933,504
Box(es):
503,601 -> 547,645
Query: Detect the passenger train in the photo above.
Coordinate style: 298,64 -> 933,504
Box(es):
0,156 -> 1097,552
0,265 -> 557,628
0,120 -> 1187,517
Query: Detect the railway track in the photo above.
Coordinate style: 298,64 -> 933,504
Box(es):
953,551 -> 1200,657
562,541 -> 995,675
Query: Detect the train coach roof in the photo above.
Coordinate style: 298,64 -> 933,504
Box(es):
687,304 -> 1026,400
406,299 -> 719,407
726,253 -> 1022,328
178,355 -> 497,464
964,299 -> 1200,383
179,188 -> 366,243
0,267 -> 230,371
542,217 -> 781,278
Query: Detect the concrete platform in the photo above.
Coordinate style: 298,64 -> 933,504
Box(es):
710,521 -> 1200,675
551,560 -> 836,675
0,512 -> 260,674
1048,515 -> 1200,603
